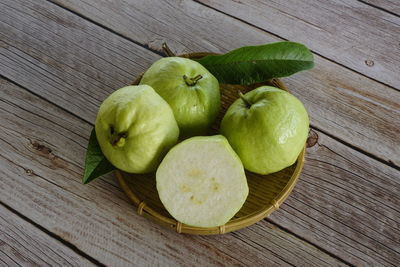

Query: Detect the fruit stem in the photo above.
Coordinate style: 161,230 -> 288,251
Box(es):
183,74 -> 203,86
162,42 -> 175,57
238,91 -> 252,108
110,132 -> 128,147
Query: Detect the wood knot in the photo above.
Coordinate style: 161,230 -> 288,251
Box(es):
307,130 -> 319,148
29,139 -> 67,169
25,168 -> 34,176
31,140 -> 52,154
365,59 -> 374,67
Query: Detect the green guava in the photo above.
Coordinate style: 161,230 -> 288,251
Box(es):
220,86 -> 309,175
95,85 -> 179,173
139,57 -> 220,137
156,135 -> 248,227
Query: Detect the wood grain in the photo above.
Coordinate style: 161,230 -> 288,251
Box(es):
0,0 -> 160,123
2,74 -> 399,265
273,129 -> 400,266
1,1 -> 399,264
197,0 -> 400,89
0,78 -> 347,266
0,204 -> 94,266
360,0 -> 400,16
2,0 -> 398,168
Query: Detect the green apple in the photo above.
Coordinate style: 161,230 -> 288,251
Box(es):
156,135 -> 248,227
220,86 -> 309,175
139,57 -> 220,137
95,85 -> 179,173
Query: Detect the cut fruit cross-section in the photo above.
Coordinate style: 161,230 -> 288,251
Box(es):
156,135 -> 249,228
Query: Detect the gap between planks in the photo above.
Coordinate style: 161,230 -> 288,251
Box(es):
2,37 -> 398,175
0,74 -> 357,267
1,1 -> 398,264
193,0 -> 400,92
45,0 -> 165,58
0,201 -> 105,267
356,0 -> 400,17
36,0 -> 400,169
265,218 -> 356,267
2,49 -> 399,264
0,78 -> 350,264
311,125 -> 400,172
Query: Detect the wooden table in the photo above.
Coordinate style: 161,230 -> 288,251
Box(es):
1,0 -> 399,265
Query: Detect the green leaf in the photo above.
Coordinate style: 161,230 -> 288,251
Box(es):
82,128 -> 115,184
195,41 -> 314,85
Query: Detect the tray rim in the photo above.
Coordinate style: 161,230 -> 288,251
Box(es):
115,52 -> 306,235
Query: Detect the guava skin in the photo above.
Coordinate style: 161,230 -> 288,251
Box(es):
95,85 -> 179,173
220,86 -> 309,175
139,57 -> 220,137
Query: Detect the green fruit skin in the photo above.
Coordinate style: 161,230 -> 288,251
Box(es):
95,85 -> 179,173
139,57 -> 220,137
220,86 -> 309,175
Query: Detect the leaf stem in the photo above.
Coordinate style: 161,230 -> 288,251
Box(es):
162,42 -> 175,57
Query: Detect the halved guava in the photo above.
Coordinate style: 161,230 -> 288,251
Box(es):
156,135 -> 248,228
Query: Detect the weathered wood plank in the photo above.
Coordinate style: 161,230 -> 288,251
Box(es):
2,74 -> 400,265
360,0 -> 400,16
0,79 -> 347,266
0,73 -> 400,264
0,1 -> 399,264
197,0 -> 400,89
2,0 -> 399,168
0,204 -> 94,266
271,129 -> 400,266
0,0 -> 160,122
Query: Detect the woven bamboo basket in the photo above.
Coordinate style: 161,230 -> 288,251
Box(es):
115,52 -> 306,235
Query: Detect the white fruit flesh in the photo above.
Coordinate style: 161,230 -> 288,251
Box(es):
156,135 -> 248,228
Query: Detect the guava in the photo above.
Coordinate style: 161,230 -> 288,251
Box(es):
156,135 -> 248,227
95,85 -> 179,173
139,57 -> 220,137
220,86 -> 309,175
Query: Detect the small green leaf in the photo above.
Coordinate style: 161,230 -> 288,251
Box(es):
195,41 -> 314,85
82,128 -> 115,184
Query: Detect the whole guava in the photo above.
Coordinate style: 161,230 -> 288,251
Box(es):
220,86 -> 309,175
95,85 -> 179,173
139,57 -> 220,137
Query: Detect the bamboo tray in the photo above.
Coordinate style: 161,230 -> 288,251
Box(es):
115,52 -> 305,235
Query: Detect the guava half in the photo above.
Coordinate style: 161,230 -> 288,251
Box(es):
156,135 -> 248,228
